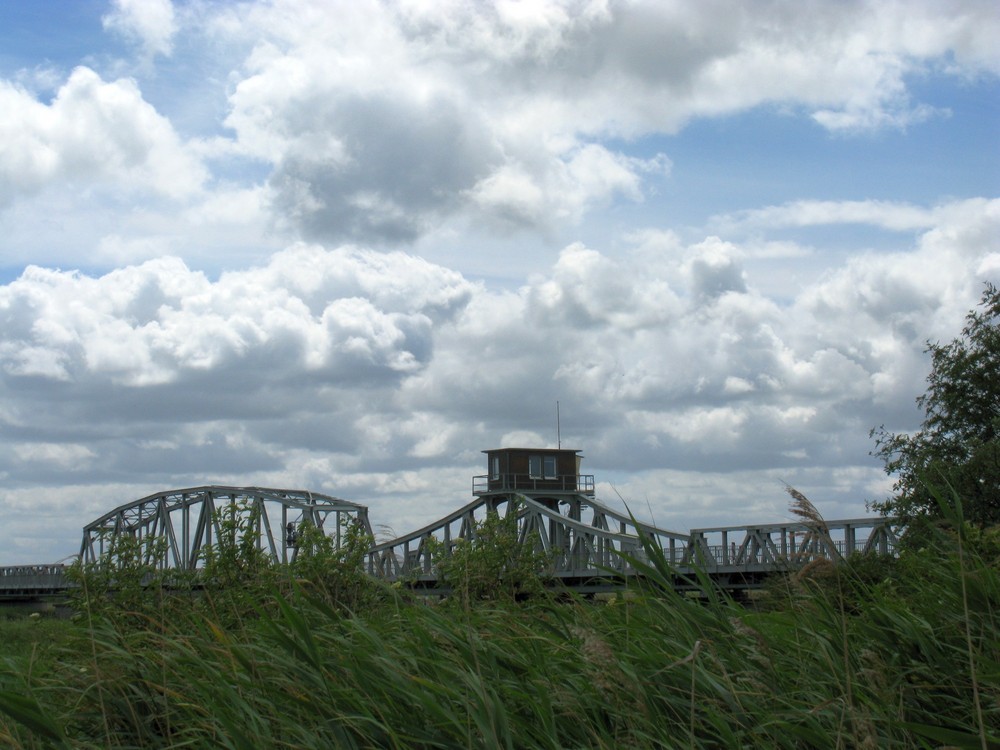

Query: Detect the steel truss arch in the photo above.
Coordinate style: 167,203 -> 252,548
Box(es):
80,486 -> 372,570
365,491 -> 689,588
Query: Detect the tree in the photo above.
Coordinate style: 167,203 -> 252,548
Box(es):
870,283 -> 1000,527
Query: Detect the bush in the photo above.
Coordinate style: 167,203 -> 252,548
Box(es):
431,499 -> 552,604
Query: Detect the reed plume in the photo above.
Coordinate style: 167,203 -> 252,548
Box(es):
783,483 -> 842,561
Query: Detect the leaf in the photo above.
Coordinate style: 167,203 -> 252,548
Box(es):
0,690 -> 67,747
900,721 -> 998,749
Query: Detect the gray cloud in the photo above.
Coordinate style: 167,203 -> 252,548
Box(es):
267,95 -> 501,243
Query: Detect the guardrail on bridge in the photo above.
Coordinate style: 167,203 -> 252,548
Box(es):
0,564 -> 69,599
683,517 -> 900,574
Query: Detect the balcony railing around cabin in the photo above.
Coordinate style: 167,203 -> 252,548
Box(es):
473,473 -> 595,495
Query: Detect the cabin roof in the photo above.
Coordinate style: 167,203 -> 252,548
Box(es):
481,447 -> 581,454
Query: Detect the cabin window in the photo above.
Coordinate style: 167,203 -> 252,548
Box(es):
491,456 -> 500,479
529,455 -> 558,479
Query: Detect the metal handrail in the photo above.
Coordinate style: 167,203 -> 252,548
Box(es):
473,473 -> 595,495
0,564 -> 69,593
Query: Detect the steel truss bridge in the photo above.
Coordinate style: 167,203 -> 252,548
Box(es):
0,484 -> 899,600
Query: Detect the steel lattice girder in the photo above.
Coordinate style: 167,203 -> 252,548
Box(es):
685,517 -> 900,572
79,486 -> 372,569
0,484 -> 904,598
365,492 -> 689,583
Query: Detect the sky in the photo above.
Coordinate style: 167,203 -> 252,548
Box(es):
1,0 -> 998,565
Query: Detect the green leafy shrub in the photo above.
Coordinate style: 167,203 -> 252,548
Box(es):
871,282 -> 1000,528
431,500 -> 552,604
288,517 -> 381,612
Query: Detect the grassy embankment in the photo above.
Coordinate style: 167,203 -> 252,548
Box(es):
0,503 -> 996,749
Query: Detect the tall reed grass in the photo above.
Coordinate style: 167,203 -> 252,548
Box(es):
0,491 -> 996,748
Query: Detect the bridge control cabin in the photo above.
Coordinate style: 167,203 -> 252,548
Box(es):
473,447 -> 595,497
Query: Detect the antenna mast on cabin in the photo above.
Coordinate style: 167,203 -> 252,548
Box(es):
556,400 -> 561,449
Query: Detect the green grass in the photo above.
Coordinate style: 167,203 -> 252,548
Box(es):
0,518 -> 997,749
0,613 -> 73,680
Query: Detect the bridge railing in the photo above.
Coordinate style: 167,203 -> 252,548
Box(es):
683,517 -> 900,571
0,564 -> 69,595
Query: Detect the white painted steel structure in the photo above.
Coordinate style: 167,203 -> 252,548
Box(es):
0,565 -> 68,599
0,482 -> 899,598
366,491 -> 689,591
79,486 -> 372,569
678,518 -> 901,590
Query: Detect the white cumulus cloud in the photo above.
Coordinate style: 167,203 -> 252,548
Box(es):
103,0 -> 178,58
0,67 -> 205,209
